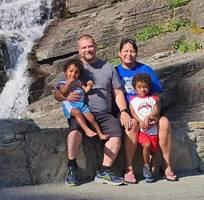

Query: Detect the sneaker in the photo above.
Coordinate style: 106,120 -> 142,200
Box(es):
143,165 -> 154,183
94,169 -> 124,186
65,166 -> 78,186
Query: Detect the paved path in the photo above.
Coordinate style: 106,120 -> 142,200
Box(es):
0,174 -> 204,200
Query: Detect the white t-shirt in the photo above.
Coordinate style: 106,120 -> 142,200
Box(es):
130,95 -> 158,135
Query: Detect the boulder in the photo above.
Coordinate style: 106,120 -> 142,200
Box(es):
191,0 -> 204,28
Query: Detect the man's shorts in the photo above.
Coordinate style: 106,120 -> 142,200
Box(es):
67,112 -> 123,138
138,132 -> 158,153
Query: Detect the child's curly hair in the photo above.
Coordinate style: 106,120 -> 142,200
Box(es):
63,59 -> 84,77
132,73 -> 151,89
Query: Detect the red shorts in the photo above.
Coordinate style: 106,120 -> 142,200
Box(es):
138,132 -> 158,153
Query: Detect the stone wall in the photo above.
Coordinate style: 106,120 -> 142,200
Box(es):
1,119 -> 204,187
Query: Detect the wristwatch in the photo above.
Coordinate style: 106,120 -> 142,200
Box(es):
120,108 -> 129,114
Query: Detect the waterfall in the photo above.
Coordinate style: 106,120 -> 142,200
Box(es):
0,0 -> 52,118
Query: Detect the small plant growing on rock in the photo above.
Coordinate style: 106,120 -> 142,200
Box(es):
168,0 -> 191,9
135,18 -> 189,41
166,18 -> 189,32
174,39 -> 202,53
136,24 -> 164,41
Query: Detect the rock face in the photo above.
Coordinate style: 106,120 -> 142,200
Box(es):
0,38 -> 8,93
35,0 -> 190,62
28,0 -> 192,102
191,0 -> 204,28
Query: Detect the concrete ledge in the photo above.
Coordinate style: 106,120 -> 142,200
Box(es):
1,119 -> 204,186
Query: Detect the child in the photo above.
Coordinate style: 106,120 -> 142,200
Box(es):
129,73 -> 160,183
58,59 -> 109,140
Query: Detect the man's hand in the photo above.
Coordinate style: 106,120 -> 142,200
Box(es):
66,91 -> 81,102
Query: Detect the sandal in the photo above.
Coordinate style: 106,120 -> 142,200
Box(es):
165,168 -> 178,181
124,173 -> 137,184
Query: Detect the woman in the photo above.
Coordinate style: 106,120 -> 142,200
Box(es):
116,38 -> 177,182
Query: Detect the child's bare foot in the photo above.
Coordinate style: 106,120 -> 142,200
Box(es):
98,133 -> 109,140
84,128 -> 98,137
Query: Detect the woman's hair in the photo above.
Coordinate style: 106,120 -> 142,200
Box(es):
132,73 -> 151,88
119,37 -> 138,52
63,59 -> 84,75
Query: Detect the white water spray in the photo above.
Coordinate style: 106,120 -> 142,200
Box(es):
0,0 -> 52,118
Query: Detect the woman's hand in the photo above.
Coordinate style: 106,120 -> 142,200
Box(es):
120,111 -> 132,130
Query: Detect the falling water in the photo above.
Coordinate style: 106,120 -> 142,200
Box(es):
0,0 -> 52,118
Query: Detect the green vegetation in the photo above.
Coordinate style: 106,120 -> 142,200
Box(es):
168,0 -> 191,9
166,18 -> 189,32
109,57 -> 120,66
135,18 -> 189,41
173,39 -> 202,53
136,24 -> 164,41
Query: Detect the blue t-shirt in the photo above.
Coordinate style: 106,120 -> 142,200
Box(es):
116,62 -> 163,102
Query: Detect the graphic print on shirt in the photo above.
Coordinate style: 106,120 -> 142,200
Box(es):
137,102 -> 152,119
123,76 -> 135,95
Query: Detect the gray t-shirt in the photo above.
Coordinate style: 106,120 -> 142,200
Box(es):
81,59 -> 122,114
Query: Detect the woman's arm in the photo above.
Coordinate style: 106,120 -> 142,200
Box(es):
113,88 -> 132,129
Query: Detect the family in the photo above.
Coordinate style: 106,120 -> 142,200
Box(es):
54,34 -> 178,186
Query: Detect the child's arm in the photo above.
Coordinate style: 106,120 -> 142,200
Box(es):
149,102 -> 160,123
144,97 -> 160,126
129,103 -> 145,129
59,78 -> 75,97
82,80 -> 94,94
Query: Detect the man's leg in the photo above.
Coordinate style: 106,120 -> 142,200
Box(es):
67,129 -> 82,160
124,119 -> 139,183
158,116 -> 177,181
102,137 -> 121,167
65,129 -> 82,186
95,136 -> 124,185
94,114 -> 124,185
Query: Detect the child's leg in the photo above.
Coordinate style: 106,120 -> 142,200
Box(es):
151,152 -> 157,176
142,142 -> 151,166
149,136 -> 158,176
71,108 -> 97,137
142,142 -> 154,182
83,112 -> 109,140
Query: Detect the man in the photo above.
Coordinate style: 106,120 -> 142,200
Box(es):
54,34 -> 132,186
